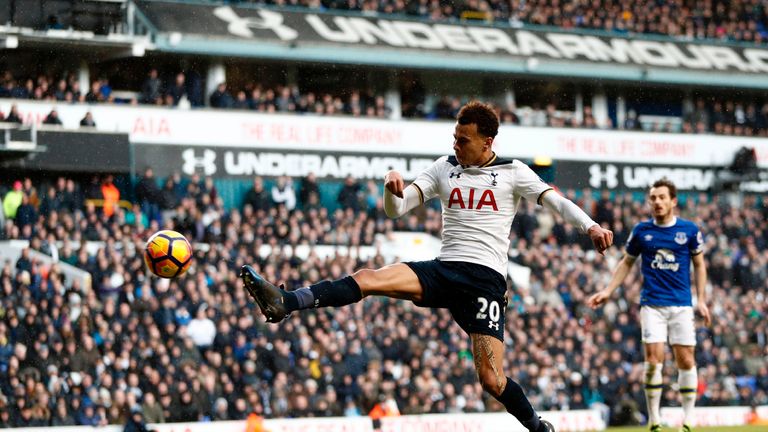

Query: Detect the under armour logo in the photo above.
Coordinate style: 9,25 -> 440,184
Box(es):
213,6 -> 298,41
488,321 -> 499,330
588,163 -> 619,189
489,172 -> 498,186
449,172 -> 462,178
182,149 -> 217,176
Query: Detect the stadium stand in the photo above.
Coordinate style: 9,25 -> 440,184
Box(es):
2,70 -> 768,136
0,175 -> 766,427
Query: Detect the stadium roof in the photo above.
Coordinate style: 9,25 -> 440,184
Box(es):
130,0 -> 768,89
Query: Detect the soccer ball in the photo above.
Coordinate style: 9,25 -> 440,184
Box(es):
144,230 -> 193,278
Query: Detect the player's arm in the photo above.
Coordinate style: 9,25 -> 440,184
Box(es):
539,189 -> 613,254
587,254 -> 637,308
691,252 -> 711,326
383,170 -> 422,218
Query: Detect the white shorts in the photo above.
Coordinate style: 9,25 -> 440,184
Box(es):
640,305 -> 696,346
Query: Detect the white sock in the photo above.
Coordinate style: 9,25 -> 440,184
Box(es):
678,368 -> 697,426
644,362 -> 663,426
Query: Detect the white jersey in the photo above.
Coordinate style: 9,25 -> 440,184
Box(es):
412,154 -> 552,276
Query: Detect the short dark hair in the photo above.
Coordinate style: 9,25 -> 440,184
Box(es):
651,177 -> 677,198
457,101 -> 499,138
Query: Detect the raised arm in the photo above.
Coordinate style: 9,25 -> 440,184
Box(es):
539,189 -> 614,254
383,170 -> 423,218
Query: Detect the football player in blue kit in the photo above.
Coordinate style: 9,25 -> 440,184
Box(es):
588,178 -> 710,432
243,101 -> 614,432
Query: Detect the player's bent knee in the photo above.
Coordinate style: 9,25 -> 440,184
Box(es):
352,268 -> 375,288
353,268 -> 394,295
676,355 -> 695,370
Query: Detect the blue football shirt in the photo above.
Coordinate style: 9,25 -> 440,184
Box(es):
625,217 -> 704,306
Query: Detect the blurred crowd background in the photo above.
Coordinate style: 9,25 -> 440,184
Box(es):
1,172 -> 766,428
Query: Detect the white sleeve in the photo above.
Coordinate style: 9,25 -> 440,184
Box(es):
410,157 -> 443,204
513,160 -> 553,204
384,185 -> 422,218
540,190 -> 598,234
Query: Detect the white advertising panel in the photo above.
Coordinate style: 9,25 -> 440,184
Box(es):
3,100 -> 767,167
8,406 -> 768,432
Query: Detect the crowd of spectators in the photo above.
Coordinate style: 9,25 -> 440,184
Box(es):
429,95 -> 768,137
4,67 -> 768,137
138,70 -> 393,119
0,172 -> 766,428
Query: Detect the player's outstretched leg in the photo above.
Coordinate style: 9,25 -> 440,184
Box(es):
490,376 -> 555,432
540,420 -> 555,432
241,265 -> 363,322
241,265 -> 290,322
471,334 -> 555,432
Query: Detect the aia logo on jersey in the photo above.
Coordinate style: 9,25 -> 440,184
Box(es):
447,188 -> 498,211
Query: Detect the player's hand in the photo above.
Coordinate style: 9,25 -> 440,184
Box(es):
697,302 -> 711,327
588,225 -> 614,255
587,290 -> 611,309
384,170 -> 405,198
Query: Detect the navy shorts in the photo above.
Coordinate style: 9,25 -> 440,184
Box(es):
405,259 -> 507,341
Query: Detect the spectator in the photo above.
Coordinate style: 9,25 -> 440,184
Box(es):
2,181 -> 23,219
299,172 -> 321,209
624,109 -> 640,130
337,175 -> 361,210
42,109 -> 63,126
243,177 -> 270,212
167,73 -> 187,106
100,78 -> 112,101
209,82 -> 234,109
134,167 -> 162,222
52,79 -> 67,100
187,305 -> 216,349
76,401 -> 102,426
3,104 -> 21,123
141,393 -> 164,424
271,176 -> 296,211
123,407 -> 150,432
85,80 -> 103,103
80,112 -> 96,127
140,69 -> 162,104
14,194 -> 36,227
101,175 -> 120,218
51,398 -> 76,426
159,178 -> 179,210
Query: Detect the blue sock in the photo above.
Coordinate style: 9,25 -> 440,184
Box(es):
495,377 -> 540,431
283,276 -> 362,312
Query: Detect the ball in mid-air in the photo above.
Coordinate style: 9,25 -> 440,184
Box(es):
144,230 -> 193,278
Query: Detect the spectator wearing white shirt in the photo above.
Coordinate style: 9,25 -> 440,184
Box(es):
271,176 -> 296,211
187,305 -> 216,348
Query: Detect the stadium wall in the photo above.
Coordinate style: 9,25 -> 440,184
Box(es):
6,405 -> 768,432
4,100 -> 767,170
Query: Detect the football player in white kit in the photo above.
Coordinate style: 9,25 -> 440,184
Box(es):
242,101 -> 614,432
